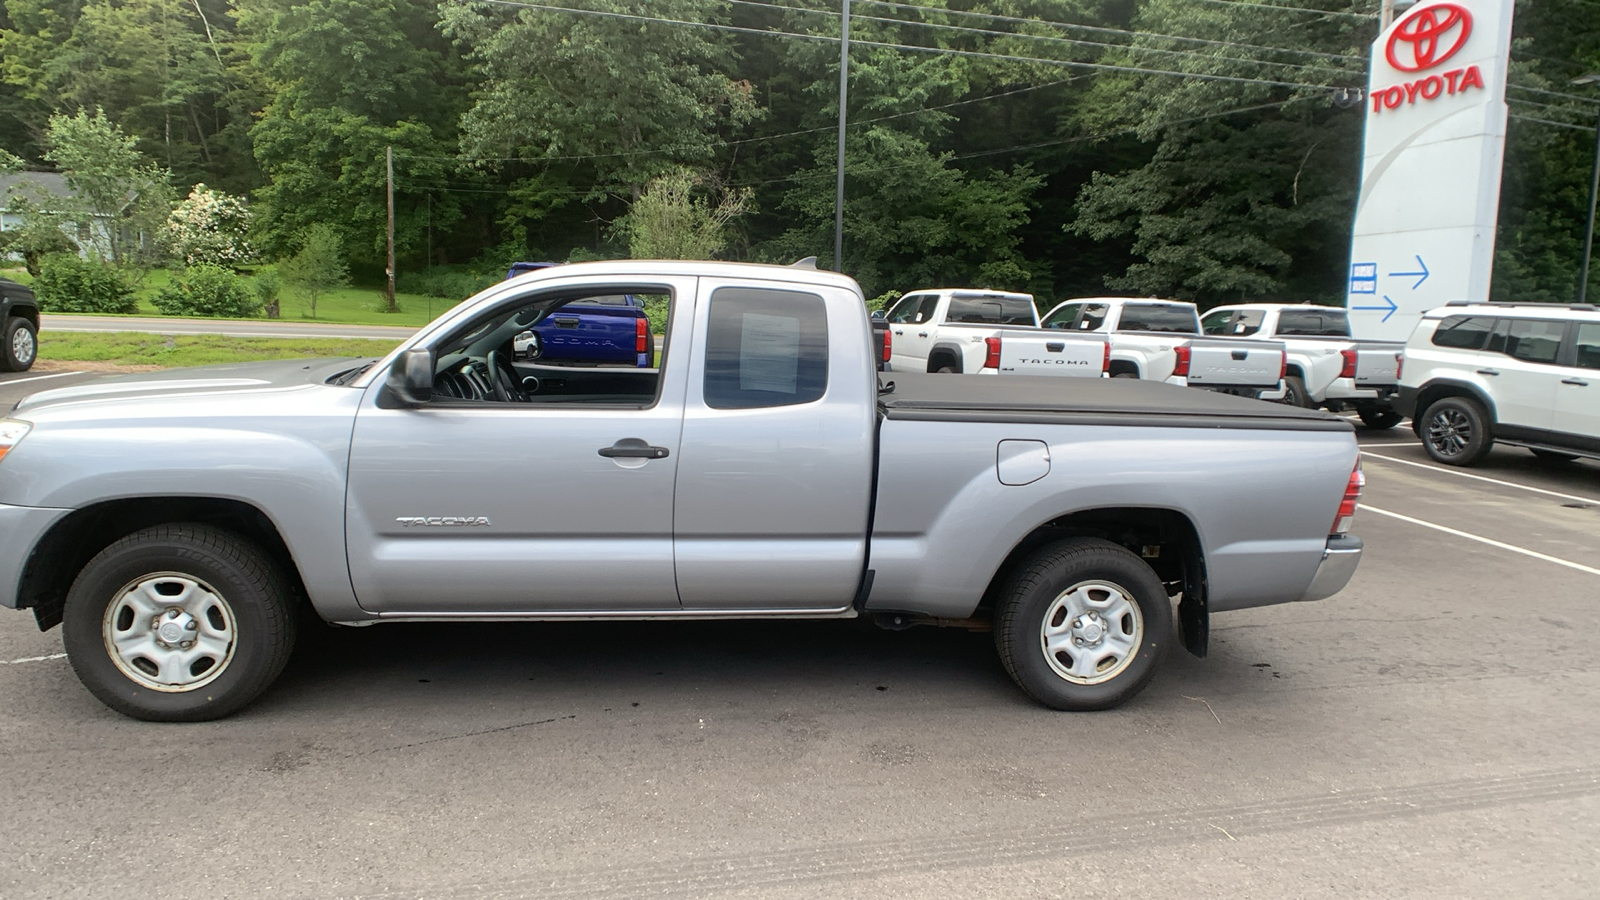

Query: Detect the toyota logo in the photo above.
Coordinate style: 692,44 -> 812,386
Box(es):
1386,3 -> 1473,72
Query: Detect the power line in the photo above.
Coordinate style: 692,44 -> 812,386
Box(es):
759,0 -> 1366,64
722,0 -> 1361,77
1509,113 -> 1597,134
1181,0 -> 1378,21
396,76 -> 1087,164
1505,96 -> 1596,121
469,0 -> 1349,92
1508,83 -> 1600,106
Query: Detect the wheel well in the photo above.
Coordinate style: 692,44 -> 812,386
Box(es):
978,507 -> 1209,657
1285,364 -> 1305,380
7,306 -> 39,330
19,497 -> 308,631
1108,359 -> 1140,378
926,348 -> 962,372
1414,381 -> 1495,424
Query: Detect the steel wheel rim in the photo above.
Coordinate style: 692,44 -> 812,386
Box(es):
101,572 -> 237,692
11,325 -> 33,365
1427,408 -> 1471,457
1040,579 -> 1143,685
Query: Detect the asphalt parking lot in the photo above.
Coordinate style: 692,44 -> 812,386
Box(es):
2,368 -> 1598,899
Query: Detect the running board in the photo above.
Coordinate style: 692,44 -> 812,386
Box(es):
335,605 -> 860,625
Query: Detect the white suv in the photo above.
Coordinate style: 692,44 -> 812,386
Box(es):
1395,302 -> 1600,466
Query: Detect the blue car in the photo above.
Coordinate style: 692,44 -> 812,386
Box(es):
507,264 -> 654,368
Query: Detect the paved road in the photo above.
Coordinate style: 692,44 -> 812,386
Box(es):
42,313 -> 419,341
2,383 -> 1597,899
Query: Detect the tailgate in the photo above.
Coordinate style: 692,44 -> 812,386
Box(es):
1353,342 -> 1403,386
995,332 -> 1107,377
1184,339 -> 1284,387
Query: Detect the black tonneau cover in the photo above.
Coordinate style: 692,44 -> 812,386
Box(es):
878,373 -> 1352,432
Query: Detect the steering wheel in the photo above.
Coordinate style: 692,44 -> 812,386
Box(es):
485,350 -> 529,403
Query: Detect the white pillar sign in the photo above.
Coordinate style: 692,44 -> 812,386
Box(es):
1345,0 -> 1515,341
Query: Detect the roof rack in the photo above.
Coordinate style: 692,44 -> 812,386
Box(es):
1441,301 -> 1598,311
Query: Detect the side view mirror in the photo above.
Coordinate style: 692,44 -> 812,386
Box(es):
385,347 -> 434,406
870,310 -> 886,321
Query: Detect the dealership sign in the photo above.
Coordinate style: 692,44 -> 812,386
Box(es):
1345,0 -> 1514,341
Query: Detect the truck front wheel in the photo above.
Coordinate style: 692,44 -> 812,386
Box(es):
3,316 -> 37,372
994,538 -> 1170,711
61,524 -> 297,722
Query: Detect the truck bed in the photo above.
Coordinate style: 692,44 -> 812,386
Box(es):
878,373 -> 1348,431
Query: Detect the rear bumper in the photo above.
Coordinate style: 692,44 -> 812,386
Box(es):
1393,385 -> 1421,419
1299,534 -> 1363,602
1164,376 -> 1284,400
0,502 -> 72,609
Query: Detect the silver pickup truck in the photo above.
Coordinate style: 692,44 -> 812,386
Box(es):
0,260 -> 1364,721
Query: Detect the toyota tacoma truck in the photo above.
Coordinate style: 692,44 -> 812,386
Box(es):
1041,297 -> 1288,399
874,288 -> 1113,377
1200,303 -> 1404,426
0,260 -> 1364,721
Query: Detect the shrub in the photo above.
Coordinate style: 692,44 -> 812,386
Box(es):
152,264 -> 261,317
164,184 -> 254,267
253,266 -> 282,319
33,253 -> 137,313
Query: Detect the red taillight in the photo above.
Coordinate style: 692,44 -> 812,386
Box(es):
984,336 -> 1002,369
882,326 -> 892,363
635,317 -> 648,353
1339,349 -> 1358,379
1172,345 -> 1191,377
1279,350 -> 1289,380
1395,352 -> 1404,380
1102,341 -> 1111,375
1332,458 -> 1364,534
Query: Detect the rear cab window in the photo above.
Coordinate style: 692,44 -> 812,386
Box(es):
1430,315 -> 1495,349
1118,304 -> 1199,334
946,295 -> 1035,326
1201,309 -> 1263,336
1277,309 -> 1349,336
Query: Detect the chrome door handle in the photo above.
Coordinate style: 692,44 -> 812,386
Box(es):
1476,368 -> 1500,376
893,329 -> 904,335
598,439 -> 669,460
917,332 -> 929,338
1562,378 -> 1590,386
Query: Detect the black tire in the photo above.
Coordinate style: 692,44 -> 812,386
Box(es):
930,357 -> 961,374
994,538 -> 1171,711
1420,395 -> 1494,467
1357,406 -> 1403,430
1278,375 -> 1311,408
61,523 -> 297,721
3,316 -> 38,372
1530,449 -> 1578,463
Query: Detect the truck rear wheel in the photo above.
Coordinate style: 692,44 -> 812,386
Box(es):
1278,376 -> 1310,408
994,538 -> 1170,711
1357,406 -> 1402,430
61,524 -> 297,722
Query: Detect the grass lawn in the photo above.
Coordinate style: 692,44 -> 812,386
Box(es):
39,331 -> 403,368
3,265 -> 463,327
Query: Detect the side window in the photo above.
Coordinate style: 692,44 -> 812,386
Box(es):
885,294 -> 926,324
704,287 -> 829,409
1431,315 -> 1495,350
1501,319 -> 1565,365
916,294 -> 942,324
1044,304 -> 1081,329
1079,304 -> 1109,331
1573,322 -> 1600,371
1202,309 -> 1263,336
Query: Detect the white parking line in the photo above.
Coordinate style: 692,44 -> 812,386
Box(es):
1360,505 -> 1600,576
0,653 -> 66,665
1363,452 -> 1600,506
0,371 -> 81,386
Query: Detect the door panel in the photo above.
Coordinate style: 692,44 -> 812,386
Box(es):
1481,319 -> 1563,432
672,279 -> 876,610
1556,322 -> 1600,442
887,293 -> 939,371
345,275 -> 696,614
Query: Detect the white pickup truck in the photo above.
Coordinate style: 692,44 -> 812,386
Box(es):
874,289 -> 1108,378
1040,298 -> 1287,399
1199,304 -> 1405,427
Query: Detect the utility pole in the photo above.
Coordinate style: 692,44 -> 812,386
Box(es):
1380,0 -> 1394,31
1576,74 -> 1600,305
833,0 -> 849,273
385,145 -> 397,313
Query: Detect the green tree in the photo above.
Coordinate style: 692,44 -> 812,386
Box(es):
613,169 -> 751,259
44,107 -> 174,268
164,183 -> 254,267
279,223 -> 349,318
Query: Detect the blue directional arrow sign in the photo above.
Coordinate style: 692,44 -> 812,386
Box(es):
1388,255 -> 1430,290
1352,294 -> 1399,323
